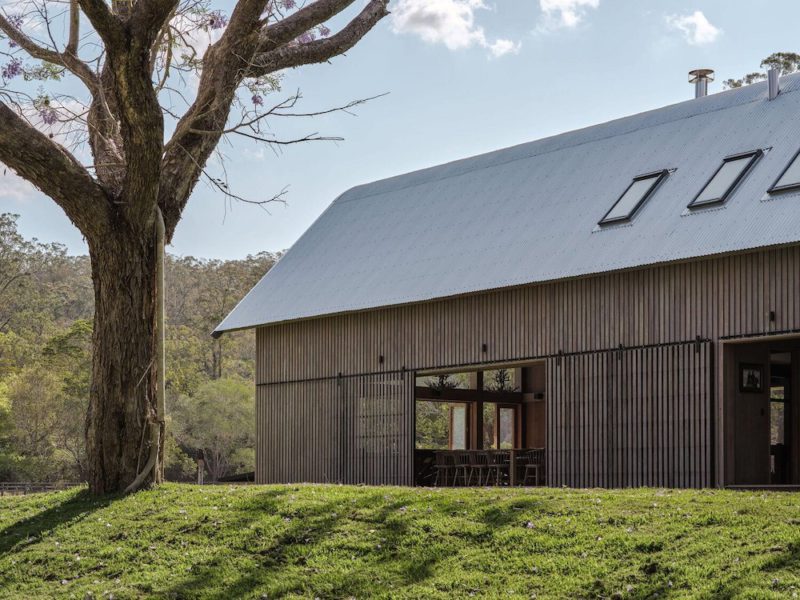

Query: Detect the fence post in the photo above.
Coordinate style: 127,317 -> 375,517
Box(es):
197,457 -> 205,485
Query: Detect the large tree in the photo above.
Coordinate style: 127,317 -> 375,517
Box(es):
0,0 -> 388,494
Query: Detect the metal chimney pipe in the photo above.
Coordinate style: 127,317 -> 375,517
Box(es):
768,68 -> 780,100
689,69 -> 715,98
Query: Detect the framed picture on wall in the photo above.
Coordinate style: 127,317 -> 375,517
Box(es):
739,363 -> 764,393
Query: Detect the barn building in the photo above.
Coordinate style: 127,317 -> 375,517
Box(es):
216,70 -> 800,489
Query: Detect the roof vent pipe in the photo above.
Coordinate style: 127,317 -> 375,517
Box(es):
768,68 -> 780,100
689,69 -> 715,98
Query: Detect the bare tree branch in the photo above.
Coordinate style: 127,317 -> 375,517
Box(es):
77,0 -> 124,49
191,92 -> 385,136
203,170 -> 288,208
0,102 -> 110,237
66,0 -> 80,55
0,13 -> 98,89
227,130 -> 343,145
157,0 -> 388,238
257,0 -> 356,52
132,0 -> 180,45
250,0 -> 388,76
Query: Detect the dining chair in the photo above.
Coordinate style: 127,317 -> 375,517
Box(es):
522,448 -> 546,486
468,450 -> 490,486
486,450 -> 508,486
452,451 -> 472,486
433,451 -> 452,487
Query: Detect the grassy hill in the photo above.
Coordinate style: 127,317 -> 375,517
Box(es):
1,484 -> 799,599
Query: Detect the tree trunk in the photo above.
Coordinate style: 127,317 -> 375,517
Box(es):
85,227 -> 163,494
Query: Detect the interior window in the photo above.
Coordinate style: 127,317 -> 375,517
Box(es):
483,368 -> 517,391
415,401 -> 468,449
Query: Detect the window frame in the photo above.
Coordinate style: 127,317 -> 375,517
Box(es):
598,169 -> 669,225
768,147 -> 800,194
688,150 -> 763,208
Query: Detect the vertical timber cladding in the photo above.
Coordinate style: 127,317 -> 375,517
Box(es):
256,247 -> 800,384
547,341 -> 713,488
257,372 -> 414,485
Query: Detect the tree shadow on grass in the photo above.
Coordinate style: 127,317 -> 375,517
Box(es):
0,489 -> 116,559
165,489 -> 579,599
479,496 -> 553,529
760,542 -> 800,574
164,487 -> 441,600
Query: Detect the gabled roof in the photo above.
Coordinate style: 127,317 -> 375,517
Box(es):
216,73 -> 800,334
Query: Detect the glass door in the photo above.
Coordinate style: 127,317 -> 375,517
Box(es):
498,406 -> 516,449
449,404 -> 468,450
482,403 -> 518,449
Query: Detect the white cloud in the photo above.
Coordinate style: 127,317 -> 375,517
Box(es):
487,38 -> 518,58
0,167 -> 39,203
242,146 -> 267,161
665,11 -> 721,46
538,0 -> 599,30
390,0 -> 520,58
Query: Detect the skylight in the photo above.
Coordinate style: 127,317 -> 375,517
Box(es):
769,149 -> 800,193
599,170 -> 668,225
689,150 -> 762,208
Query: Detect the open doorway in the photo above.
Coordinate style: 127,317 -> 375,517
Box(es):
412,362 -> 546,485
770,353 -> 792,484
728,339 -> 800,487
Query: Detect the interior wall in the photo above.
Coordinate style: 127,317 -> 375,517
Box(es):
523,363 -> 546,448
729,342 -> 771,485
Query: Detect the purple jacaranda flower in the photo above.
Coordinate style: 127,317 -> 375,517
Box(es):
252,94 -> 263,106
281,0 -> 296,9
6,15 -> 23,47
317,25 -> 331,38
296,31 -> 315,44
39,106 -> 58,125
1,57 -> 22,80
208,10 -> 228,30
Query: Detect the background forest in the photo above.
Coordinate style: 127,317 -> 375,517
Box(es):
0,213 -> 278,483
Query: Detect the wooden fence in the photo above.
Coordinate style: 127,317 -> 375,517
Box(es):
0,482 -> 83,496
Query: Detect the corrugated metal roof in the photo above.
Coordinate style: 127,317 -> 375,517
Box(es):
216,73 -> 800,334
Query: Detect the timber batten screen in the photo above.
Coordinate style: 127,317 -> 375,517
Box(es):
547,342 -> 713,488
257,373 -> 414,485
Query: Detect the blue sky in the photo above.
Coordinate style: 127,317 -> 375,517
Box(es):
2,0 -> 799,259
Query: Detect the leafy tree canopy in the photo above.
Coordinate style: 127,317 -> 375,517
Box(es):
723,52 -> 800,89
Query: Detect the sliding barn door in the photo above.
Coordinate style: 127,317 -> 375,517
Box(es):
257,372 -> 414,485
340,373 -> 414,485
258,379 -> 342,484
547,342 -> 713,488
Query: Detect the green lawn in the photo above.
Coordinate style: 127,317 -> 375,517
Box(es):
1,484 -> 799,599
